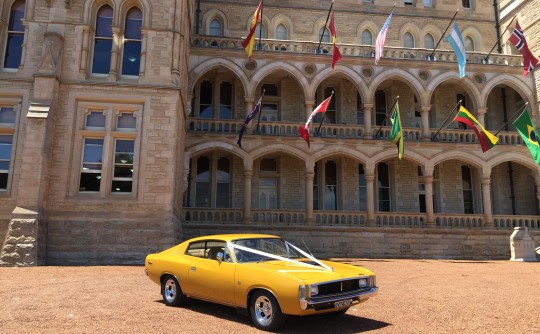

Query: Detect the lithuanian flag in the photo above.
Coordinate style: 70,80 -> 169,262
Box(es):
454,106 -> 498,153
241,0 -> 263,58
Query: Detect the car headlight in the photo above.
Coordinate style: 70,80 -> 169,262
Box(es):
299,285 -> 306,300
359,278 -> 368,288
309,285 -> 318,296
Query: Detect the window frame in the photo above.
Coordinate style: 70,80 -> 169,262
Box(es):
120,6 -> 143,78
0,101 -> 20,195
3,0 -> 26,70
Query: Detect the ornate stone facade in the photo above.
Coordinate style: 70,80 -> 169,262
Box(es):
0,0 -> 539,265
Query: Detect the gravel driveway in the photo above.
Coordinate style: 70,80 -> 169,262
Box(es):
1,259 -> 539,333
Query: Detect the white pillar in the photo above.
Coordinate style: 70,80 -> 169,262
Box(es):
363,103 -> 373,139
481,177 -> 493,228
421,105 -> 431,141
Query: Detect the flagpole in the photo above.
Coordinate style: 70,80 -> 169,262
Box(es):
255,89 -> 266,133
316,0 -> 334,53
257,0 -> 264,50
494,102 -> 529,136
483,14 -> 517,63
430,100 -> 462,141
316,91 -> 334,135
428,9 -> 459,60
373,95 -> 399,139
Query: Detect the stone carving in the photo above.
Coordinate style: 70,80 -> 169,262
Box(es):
36,32 -> 64,75
509,227 -> 538,262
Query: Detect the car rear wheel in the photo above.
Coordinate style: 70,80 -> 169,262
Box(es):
161,275 -> 187,307
249,290 -> 286,331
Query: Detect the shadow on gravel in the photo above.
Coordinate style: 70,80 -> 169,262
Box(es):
155,299 -> 391,333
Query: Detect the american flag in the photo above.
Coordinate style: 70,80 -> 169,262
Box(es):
509,20 -> 539,77
375,10 -> 394,65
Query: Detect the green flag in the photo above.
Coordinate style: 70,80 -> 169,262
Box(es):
389,101 -> 403,159
513,109 -> 540,163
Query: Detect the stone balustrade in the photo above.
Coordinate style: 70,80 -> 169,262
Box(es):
494,215 -> 540,229
435,213 -> 485,228
191,36 -> 523,66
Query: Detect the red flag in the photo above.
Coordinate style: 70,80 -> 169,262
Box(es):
241,0 -> 263,58
298,96 -> 333,147
328,9 -> 342,69
509,20 -> 539,77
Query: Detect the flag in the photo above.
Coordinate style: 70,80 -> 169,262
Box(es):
328,9 -> 342,69
513,109 -> 540,163
509,20 -> 539,77
375,9 -> 394,65
237,96 -> 263,148
447,23 -> 466,78
241,0 -> 263,59
297,95 -> 333,147
454,106 -> 498,153
389,101 -> 404,159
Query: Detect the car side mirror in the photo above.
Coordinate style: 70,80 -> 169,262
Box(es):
216,252 -> 224,263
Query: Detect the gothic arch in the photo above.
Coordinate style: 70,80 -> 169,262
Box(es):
250,62 -> 309,98
487,152 -> 539,173
270,14 -> 294,40
399,22 -> 421,48
368,68 -> 426,105
118,0 -> 149,29
356,21 -> 378,45
420,24 -> 442,48
481,74 -> 536,112
309,66 -> 368,102
250,144 -> 309,163
371,148 -> 429,168
310,146 -> 370,166
186,141 -> 248,161
188,58 -> 249,96
427,72 -> 482,109
430,150 -> 485,171
201,8 -> 228,36
461,26 -> 483,52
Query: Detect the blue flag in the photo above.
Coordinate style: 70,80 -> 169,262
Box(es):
237,96 -> 263,148
447,23 -> 466,78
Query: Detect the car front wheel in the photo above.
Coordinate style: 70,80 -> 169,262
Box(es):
161,275 -> 187,307
249,290 -> 286,331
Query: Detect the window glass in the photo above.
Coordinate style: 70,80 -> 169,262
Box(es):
319,27 -> 330,43
276,24 -> 288,40
359,164 -> 367,211
462,0 -> 471,9
313,163 -> 319,210
424,34 -> 435,49
92,5 -> 113,74
325,160 -> 337,210
262,83 -> 278,96
122,8 -> 142,76
196,156 -> 210,207
85,112 -> 106,129
423,0 -> 433,6
362,29 -> 373,45
255,23 -> 266,39
209,19 -> 222,37
79,138 -> 104,192
404,32 -> 415,48
464,36 -> 475,52
219,82 -> 232,119
375,90 -> 387,126
357,92 -> 364,125
4,0 -> 26,69
260,158 -> 277,172
117,113 -> 136,130
323,87 -> 336,124
462,165 -> 474,214
216,157 -> 230,208
111,139 -> 134,193
0,107 -> 16,124
199,81 -> 213,118
378,163 -> 390,212
0,135 -> 12,190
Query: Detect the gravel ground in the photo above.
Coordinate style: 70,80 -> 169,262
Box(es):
0,259 -> 539,334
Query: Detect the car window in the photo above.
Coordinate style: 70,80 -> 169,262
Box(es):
232,238 -> 301,263
186,240 -> 230,262
186,241 -> 206,258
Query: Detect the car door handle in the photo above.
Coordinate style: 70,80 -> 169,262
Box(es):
190,267 -> 196,272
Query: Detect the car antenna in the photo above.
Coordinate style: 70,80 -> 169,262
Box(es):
301,240 -> 314,257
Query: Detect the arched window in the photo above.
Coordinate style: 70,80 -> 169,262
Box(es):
319,27 -> 330,43
4,0 -> 25,69
92,5 -> 113,74
122,7 -> 142,76
464,36 -> 475,51
209,19 -> 222,37
362,29 -> 373,45
276,24 -> 288,40
404,32 -> 415,48
255,23 -> 266,39
424,33 -> 435,49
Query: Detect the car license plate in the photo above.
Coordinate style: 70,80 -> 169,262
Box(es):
334,299 -> 352,308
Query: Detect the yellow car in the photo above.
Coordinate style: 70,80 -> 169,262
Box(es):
145,234 -> 377,331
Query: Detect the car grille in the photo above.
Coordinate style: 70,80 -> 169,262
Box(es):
311,277 -> 372,300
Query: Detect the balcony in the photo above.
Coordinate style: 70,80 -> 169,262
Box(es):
191,36 -> 524,66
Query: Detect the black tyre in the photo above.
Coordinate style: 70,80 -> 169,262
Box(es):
161,275 -> 187,307
249,290 -> 286,331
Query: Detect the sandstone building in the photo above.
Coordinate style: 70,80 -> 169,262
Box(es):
0,0 -> 539,265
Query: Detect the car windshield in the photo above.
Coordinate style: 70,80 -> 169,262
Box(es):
231,238 -> 302,263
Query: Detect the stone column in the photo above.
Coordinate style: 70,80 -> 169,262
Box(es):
243,170 -> 253,223
420,105 -> 431,141
425,176 -> 435,227
305,161 -> 315,225
481,177 -> 494,228
305,100 -> 315,120
139,30 -> 147,77
363,103 -> 373,139
366,173 -> 376,226
79,26 -> 92,77
245,97 -> 254,117
477,108 -> 487,126
108,26 -> 122,81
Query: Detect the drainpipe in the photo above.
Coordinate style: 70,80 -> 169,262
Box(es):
493,0 -> 502,53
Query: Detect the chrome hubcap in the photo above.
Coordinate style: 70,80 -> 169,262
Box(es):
254,295 -> 273,326
164,278 -> 177,303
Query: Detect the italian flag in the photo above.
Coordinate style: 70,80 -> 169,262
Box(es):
454,106 -> 498,153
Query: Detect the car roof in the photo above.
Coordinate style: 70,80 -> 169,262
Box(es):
185,234 -> 280,243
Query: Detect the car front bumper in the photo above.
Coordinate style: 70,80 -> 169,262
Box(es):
300,287 -> 378,311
